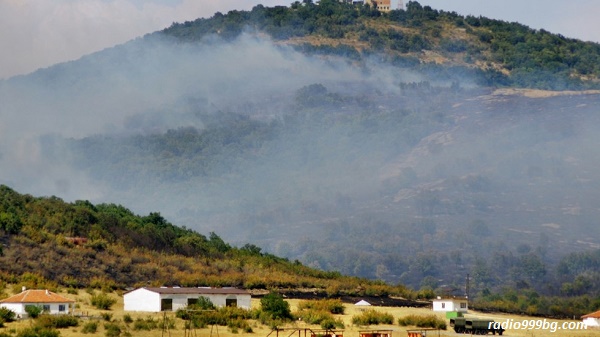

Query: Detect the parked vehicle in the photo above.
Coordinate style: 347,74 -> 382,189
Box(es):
450,317 -> 504,335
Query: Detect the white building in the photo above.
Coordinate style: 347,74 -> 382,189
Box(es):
124,287 -> 251,312
0,289 -> 75,317
432,297 -> 468,313
582,310 -> 600,329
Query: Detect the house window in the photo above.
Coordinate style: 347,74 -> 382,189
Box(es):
42,305 -> 50,312
441,303 -> 445,309
226,298 -> 237,307
59,305 -> 66,312
161,298 -> 173,311
187,298 -> 198,306
460,302 -> 467,309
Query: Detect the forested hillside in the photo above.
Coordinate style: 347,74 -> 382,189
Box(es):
0,185 -> 400,296
162,0 -> 600,89
1,0 -> 600,319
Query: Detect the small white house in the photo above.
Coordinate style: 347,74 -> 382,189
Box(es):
582,310 -> 600,329
124,287 -> 251,312
432,296 -> 468,313
0,289 -> 75,317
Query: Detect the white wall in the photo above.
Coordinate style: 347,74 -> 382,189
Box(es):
124,288 -> 162,312
432,300 -> 468,312
123,288 -> 252,312
0,303 -> 24,315
583,317 -> 600,328
0,302 -> 71,317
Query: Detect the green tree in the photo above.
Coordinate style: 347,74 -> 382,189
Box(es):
260,292 -> 292,319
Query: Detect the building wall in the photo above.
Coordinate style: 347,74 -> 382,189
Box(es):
584,317 -> 600,328
0,302 -> 71,317
124,288 -> 162,312
124,289 -> 251,312
0,303 -> 24,315
432,300 -> 468,312
365,0 -> 391,11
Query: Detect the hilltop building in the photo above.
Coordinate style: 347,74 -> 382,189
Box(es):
366,0 -> 391,11
124,287 -> 251,312
0,289 -> 75,317
340,0 -> 391,11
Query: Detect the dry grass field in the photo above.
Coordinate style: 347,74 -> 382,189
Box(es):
0,290 -> 597,337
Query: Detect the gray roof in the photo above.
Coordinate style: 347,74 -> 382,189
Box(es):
142,287 -> 250,295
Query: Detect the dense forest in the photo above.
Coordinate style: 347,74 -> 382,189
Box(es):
161,0 -> 600,89
2,0 -> 600,320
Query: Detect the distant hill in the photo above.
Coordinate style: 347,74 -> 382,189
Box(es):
161,0 -> 600,90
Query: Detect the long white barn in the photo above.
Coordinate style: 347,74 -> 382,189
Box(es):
124,287 -> 251,312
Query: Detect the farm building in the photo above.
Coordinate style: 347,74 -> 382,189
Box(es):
431,296 -> 468,313
123,287 -> 251,312
0,289 -> 75,317
582,310 -> 600,328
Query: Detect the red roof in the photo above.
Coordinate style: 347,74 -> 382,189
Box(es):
582,310 -> 600,319
0,290 -> 75,304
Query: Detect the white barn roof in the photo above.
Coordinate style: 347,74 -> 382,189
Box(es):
129,287 -> 249,295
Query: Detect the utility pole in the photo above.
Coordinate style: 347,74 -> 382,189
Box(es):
465,273 -> 470,301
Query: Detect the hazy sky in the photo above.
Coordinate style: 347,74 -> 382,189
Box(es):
1,0 -> 599,80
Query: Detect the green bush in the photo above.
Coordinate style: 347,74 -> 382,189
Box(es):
0,307 -> 16,322
101,312 -> 113,321
16,327 -> 60,337
104,322 -> 121,337
123,314 -> 133,324
82,321 -> 98,333
398,314 -> 446,329
91,292 -> 117,310
35,314 -> 79,328
297,299 -> 345,314
24,305 -> 43,318
351,309 -> 394,325
260,292 -> 292,320
133,317 -> 159,331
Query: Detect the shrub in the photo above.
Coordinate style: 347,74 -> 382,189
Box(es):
321,317 -> 344,330
104,322 -> 121,337
91,292 -> 117,310
16,327 -> 60,337
35,314 -> 79,328
133,317 -> 159,331
398,314 -> 446,329
0,307 -> 16,322
82,321 -> 98,334
297,299 -> 345,314
260,292 -> 292,320
24,305 -> 43,318
123,314 -> 133,324
101,312 -> 113,321
351,309 -> 394,325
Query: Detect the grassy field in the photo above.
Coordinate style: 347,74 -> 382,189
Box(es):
0,290 -> 597,337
